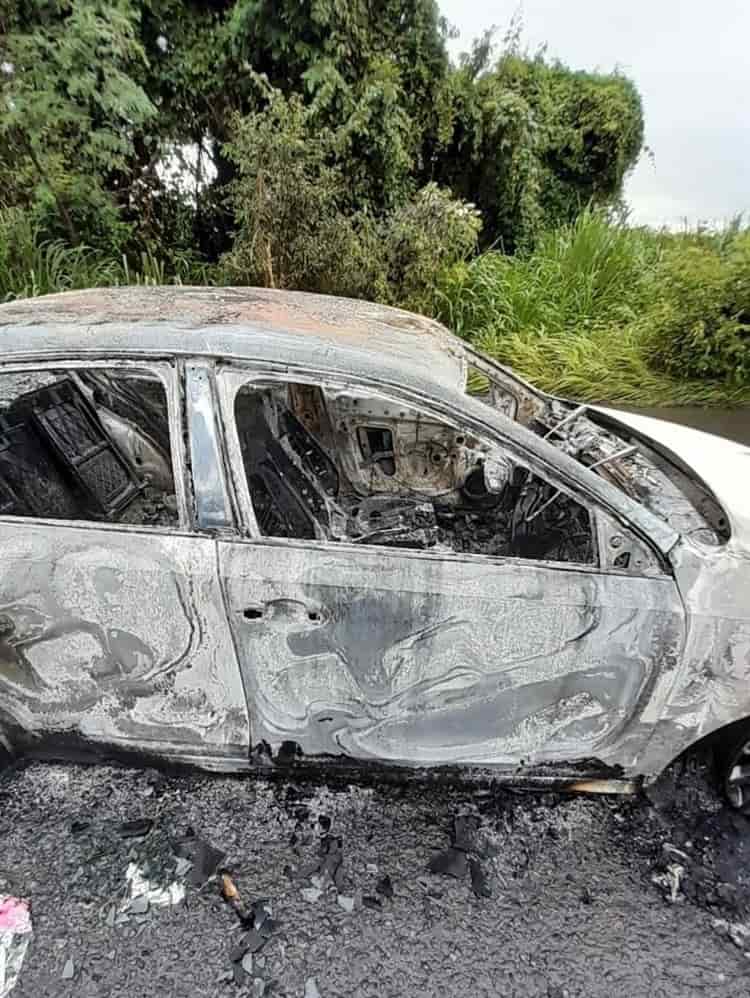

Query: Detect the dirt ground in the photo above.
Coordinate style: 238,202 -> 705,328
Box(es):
1,753 -> 749,998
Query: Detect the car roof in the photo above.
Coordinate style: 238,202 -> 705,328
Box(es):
0,286 -> 468,396
0,287 -> 681,554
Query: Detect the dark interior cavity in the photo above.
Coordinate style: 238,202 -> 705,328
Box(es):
235,383 -> 595,564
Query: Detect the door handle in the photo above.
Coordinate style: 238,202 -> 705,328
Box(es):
239,600 -> 327,625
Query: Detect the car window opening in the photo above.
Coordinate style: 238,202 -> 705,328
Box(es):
235,382 -> 595,564
0,369 -> 178,527
468,366 -> 731,545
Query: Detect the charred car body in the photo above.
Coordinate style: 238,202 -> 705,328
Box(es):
0,287 -> 748,805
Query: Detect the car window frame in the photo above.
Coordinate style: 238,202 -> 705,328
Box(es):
184,359 -> 238,533
216,362 -> 672,578
0,357 -> 192,536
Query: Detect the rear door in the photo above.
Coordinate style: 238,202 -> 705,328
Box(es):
0,360 -> 248,767
215,366 -> 685,770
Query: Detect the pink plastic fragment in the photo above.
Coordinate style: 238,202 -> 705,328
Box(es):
0,900 -> 30,935
0,896 -> 32,997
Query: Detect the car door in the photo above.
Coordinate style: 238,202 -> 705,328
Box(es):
215,365 -> 685,771
0,359 -> 249,768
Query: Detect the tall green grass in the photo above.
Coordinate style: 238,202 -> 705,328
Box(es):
432,211 -> 750,406
0,208 -> 214,302
0,209 -> 119,300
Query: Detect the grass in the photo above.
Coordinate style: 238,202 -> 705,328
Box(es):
0,211 -> 119,300
0,208 -> 214,302
431,210 -> 750,406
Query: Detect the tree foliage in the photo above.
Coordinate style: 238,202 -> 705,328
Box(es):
221,90 -> 373,296
0,0 -> 645,282
222,87 -> 481,305
0,0 -> 155,249
426,30 -> 644,251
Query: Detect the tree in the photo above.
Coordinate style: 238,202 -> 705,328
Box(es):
424,30 -> 644,251
222,86 -> 481,304
221,89 -> 372,295
0,1 -> 646,275
0,0 -> 155,249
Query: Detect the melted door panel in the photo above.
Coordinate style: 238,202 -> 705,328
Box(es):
218,540 -> 684,767
0,522 -> 249,766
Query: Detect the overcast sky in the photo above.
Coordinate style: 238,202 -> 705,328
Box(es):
438,0 -> 750,229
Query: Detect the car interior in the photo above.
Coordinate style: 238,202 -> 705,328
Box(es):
234,381 -> 596,564
0,370 -> 178,527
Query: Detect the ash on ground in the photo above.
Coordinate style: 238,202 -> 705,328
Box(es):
0,753 -> 748,998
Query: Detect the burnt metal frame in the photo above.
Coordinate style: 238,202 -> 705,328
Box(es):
215,361 -> 672,582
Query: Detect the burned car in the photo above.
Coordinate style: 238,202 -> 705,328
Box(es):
0,287 -> 748,807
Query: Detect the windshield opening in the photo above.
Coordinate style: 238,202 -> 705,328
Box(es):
465,359 -> 731,545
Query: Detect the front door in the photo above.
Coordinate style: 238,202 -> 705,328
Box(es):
216,369 -> 684,769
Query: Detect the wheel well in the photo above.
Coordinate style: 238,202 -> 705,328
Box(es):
658,716 -> 750,778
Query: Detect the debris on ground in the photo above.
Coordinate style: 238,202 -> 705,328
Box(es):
0,760 -> 748,997
241,952 -> 254,975
221,873 -> 273,931
300,886 -> 323,904
375,875 -> 393,899
469,857 -> 492,898
61,958 -> 75,981
428,845 -> 468,879
0,897 -> 32,997
172,831 -> 225,887
317,833 -> 344,889
629,750 -> 750,918
293,811 -> 346,904
220,873 -> 247,922
651,846 -> 688,904
223,876 -> 277,984
711,917 -> 750,957
123,862 -> 185,913
118,818 -> 154,839
427,810 -> 494,897
304,977 -> 321,998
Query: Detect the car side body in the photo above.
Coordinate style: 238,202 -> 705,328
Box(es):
0,286 -> 748,793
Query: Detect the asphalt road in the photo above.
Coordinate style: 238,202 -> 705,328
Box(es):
1,756 -> 749,998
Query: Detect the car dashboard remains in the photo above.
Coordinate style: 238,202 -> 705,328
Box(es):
466,365 -> 730,548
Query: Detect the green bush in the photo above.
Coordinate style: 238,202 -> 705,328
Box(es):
428,211 -> 750,405
646,235 -> 750,384
222,90 -> 481,304
380,183 -> 482,311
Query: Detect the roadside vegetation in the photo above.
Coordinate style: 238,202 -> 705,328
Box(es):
433,213 -> 750,405
0,2 -> 747,404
